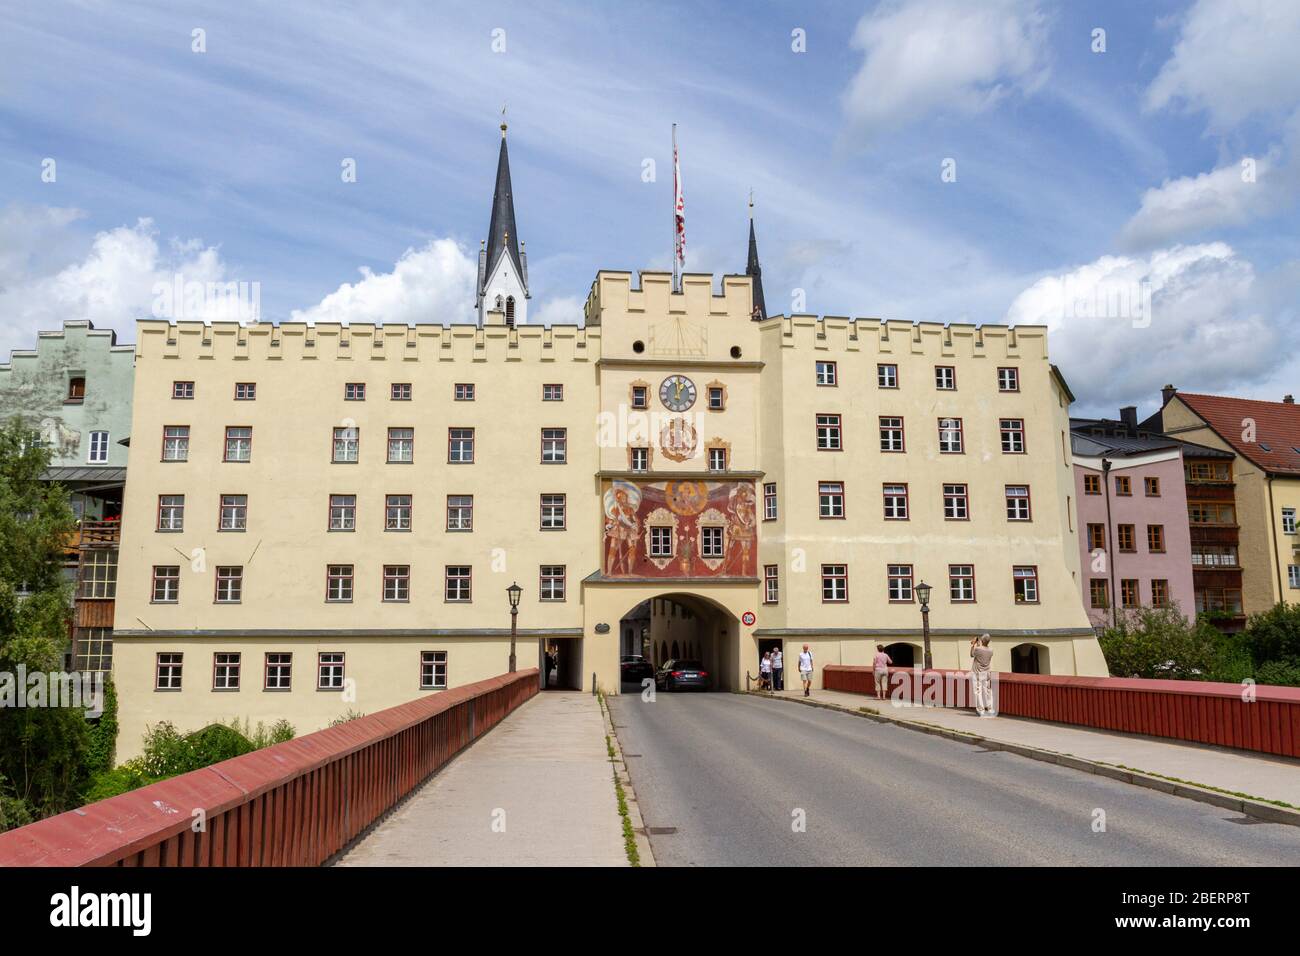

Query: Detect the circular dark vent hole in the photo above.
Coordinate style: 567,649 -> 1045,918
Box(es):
730,346 -> 742,359
633,340 -> 645,353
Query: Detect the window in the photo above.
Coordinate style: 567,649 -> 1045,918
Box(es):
1114,475 -> 1132,496
318,652 -> 345,690
235,382 -> 256,401
265,653 -> 292,690
1147,524 -> 1165,553
446,495 -> 473,531
877,364 -> 898,388
329,494 -> 356,531
1089,579 -> 1109,609
1284,508 -> 1297,535
344,383 -> 365,401
156,653 -> 183,690
67,376 -> 85,401
1120,579 -> 1139,609
649,526 -> 673,558
997,367 -> 1019,392
1289,566 -> 1300,589
1151,579 -> 1170,607
162,425 -> 190,461
88,431 -> 109,464
158,494 -> 185,531
445,566 -> 472,602
333,426 -> 359,463
764,565 -> 779,604
326,565 -> 354,603
938,418 -> 963,453
631,385 -> 648,410
949,564 -> 975,602
543,383 -> 563,402
943,484 -> 968,520
708,446 -> 728,472
173,381 -> 195,399
1186,461 -> 1231,482
383,565 -> 410,602
879,416 -> 904,452
816,414 -> 842,451
541,428 -> 567,464
1192,545 -> 1240,567
540,565 -> 567,601
1145,476 -> 1161,497
391,383 -> 412,401
1086,523 -> 1106,551
219,494 -> 247,531
1013,567 -> 1039,604
387,428 -> 414,463
454,383 -> 475,401
822,564 -> 848,602
78,549 -> 117,599
541,494 -> 566,530
999,419 -> 1025,454
151,565 -> 179,603
215,566 -> 243,603
74,628 -> 112,673
887,564 -> 914,602
386,494 -> 412,531
882,483 -> 908,520
629,446 -> 649,472
935,366 -> 956,390
707,386 -> 725,410
1195,588 -> 1243,615
700,526 -> 724,559
213,652 -> 241,690
1117,524 -> 1136,552
421,651 -> 449,690
449,428 -> 475,463
763,483 -> 778,521
1189,502 -> 1236,525
1005,485 -> 1031,521
819,481 -> 845,519
816,361 -> 837,386
1083,474 -> 1101,495
223,427 -> 251,462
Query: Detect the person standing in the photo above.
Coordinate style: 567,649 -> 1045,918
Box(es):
798,644 -> 814,697
872,644 -> 893,699
771,646 -> 784,692
759,651 -> 772,691
970,634 -> 995,716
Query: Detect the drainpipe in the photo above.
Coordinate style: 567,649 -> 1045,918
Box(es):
1102,458 -> 1118,628
1267,473 -> 1283,605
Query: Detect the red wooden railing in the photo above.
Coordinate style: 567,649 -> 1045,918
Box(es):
0,669 -> 538,867
824,665 -> 1300,759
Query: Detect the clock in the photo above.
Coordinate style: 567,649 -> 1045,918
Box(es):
659,374 -> 697,412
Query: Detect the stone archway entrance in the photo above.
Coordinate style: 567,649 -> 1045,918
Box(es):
604,590 -> 742,691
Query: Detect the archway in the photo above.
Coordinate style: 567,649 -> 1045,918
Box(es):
1011,643 -> 1049,674
883,642 -> 917,668
616,592 -> 739,692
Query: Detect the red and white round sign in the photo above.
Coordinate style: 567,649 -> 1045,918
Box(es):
741,611 -> 756,627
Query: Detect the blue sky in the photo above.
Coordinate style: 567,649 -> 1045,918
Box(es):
1,0 -> 1297,416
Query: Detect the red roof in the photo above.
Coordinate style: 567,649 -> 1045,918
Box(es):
1176,392 -> 1300,475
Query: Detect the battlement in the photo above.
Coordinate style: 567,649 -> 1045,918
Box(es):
584,270 -> 758,326
769,314 -> 1050,361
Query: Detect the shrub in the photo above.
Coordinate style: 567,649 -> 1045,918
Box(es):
1099,604 -> 1222,680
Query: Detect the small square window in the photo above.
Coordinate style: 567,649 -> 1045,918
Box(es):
235,383 -> 256,401
173,381 -> 195,399
344,383 -> 365,401
815,361 -> 837,386
543,384 -> 564,402
391,383 -> 412,401
454,383 -> 475,401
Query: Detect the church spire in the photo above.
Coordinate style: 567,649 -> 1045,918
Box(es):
477,117 -> 530,326
746,192 -> 767,321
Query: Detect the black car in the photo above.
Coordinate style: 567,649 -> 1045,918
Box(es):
655,659 -> 710,691
620,655 -> 655,685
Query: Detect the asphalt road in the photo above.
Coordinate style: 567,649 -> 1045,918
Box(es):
608,688 -> 1300,866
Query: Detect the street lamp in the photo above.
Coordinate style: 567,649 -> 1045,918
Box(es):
506,581 -> 522,673
915,580 -> 933,670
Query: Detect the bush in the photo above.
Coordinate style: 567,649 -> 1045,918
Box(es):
81,764 -> 160,804
82,677 -> 118,778
1100,604 -> 1222,679
1241,602 -> 1300,665
1254,659 -> 1300,688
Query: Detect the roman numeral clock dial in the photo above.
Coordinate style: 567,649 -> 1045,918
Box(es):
659,374 -> 697,412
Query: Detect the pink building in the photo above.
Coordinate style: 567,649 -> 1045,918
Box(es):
1071,409 -> 1199,628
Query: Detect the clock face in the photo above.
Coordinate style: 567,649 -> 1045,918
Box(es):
659,374 -> 697,412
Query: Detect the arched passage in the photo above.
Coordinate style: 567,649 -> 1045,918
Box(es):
883,642 -> 917,668
616,592 -> 740,691
1011,643 -> 1049,674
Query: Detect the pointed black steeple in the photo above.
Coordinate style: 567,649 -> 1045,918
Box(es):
746,195 -> 767,321
478,120 -> 529,310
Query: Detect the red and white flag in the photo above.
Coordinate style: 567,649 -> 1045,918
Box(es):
673,124 -> 685,270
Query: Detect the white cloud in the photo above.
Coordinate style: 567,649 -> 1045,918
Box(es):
1007,244 -> 1287,412
528,294 -> 585,327
1145,0 -> 1300,132
842,0 -> 1049,141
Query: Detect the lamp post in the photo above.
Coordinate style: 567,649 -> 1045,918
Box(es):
915,580 -> 933,670
507,581 -> 522,673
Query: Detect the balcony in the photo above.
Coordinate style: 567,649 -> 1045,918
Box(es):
74,520 -> 121,549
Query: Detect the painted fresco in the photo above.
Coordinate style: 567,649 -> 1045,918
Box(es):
602,479 -> 757,578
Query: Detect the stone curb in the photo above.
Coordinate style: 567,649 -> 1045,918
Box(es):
600,694 -> 656,867
750,691 -> 1300,829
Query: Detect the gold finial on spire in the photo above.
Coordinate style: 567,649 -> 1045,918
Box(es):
500,104 -> 508,137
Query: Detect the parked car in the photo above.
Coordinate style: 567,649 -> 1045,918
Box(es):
620,655 -> 655,684
655,659 -> 710,692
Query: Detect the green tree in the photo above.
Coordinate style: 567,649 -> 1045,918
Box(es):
1099,604 -> 1223,680
1240,602 -> 1300,676
0,418 -> 87,826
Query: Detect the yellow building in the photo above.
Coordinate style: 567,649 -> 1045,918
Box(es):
112,133 -> 1104,757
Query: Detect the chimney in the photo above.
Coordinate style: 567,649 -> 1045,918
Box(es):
1161,384 -> 1177,406
1120,406 -> 1138,433
1284,395 -> 1295,405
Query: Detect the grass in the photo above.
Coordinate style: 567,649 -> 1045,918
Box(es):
597,690 -> 641,866
1108,764 -> 1298,811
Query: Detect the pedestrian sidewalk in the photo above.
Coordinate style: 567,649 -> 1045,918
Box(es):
336,691 -> 628,866
769,687 -> 1300,810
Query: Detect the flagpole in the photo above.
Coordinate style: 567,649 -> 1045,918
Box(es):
672,123 -> 680,294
